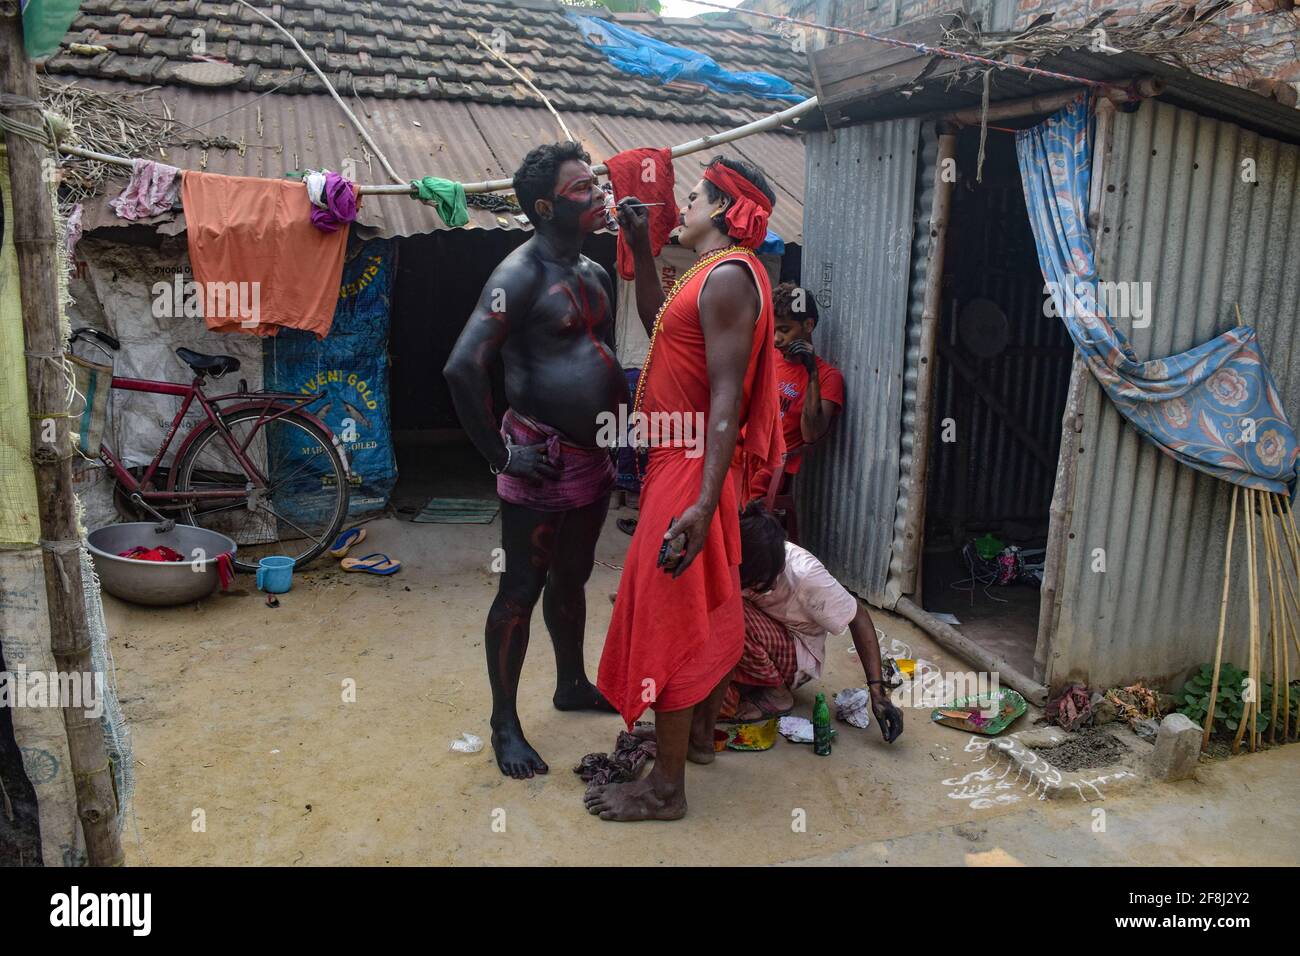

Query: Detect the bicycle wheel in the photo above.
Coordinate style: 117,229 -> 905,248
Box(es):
173,408 -> 349,572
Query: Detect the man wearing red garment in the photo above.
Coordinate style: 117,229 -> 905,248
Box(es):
588,157 -> 783,822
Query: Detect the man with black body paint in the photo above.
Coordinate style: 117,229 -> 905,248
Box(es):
444,142 -> 627,779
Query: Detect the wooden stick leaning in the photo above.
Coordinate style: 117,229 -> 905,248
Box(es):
1270,516 -> 1300,716
1275,496 -> 1300,737
1266,492 -> 1298,740
1233,487 -> 1257,754
1251,490 -> 1262,751
1204,482 -> 1239,751
1261,492 -> 1283,744
469,30 -> 574,142
232,0 -> 405,184
1271,492 -> 1294,740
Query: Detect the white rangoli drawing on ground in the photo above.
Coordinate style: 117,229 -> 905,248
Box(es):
942,733 -> 1135,810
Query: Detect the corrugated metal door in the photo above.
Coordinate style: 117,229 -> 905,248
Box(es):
796,119 -> 921,604
1049,99 -> 1300,690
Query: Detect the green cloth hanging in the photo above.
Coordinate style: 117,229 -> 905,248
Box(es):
22,0 -> 84,58
410,176 -> 469,228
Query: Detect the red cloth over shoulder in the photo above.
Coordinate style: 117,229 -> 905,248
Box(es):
606,147 -> 676,280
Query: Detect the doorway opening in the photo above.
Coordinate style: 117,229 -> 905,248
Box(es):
919,125 -> 1074,680
386,230 -> 620,517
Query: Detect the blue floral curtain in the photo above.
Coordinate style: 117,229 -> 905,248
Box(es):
1016,96 -> 1298,495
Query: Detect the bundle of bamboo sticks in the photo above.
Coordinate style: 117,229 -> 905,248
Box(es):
1204,483 -> 1300,754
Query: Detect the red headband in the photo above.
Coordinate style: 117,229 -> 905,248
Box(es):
702,163 -> 772,250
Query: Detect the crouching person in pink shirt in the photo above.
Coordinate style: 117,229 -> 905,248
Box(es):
727,502 -> 904,743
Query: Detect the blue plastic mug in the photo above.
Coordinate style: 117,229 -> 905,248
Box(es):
256,556 -> 294,594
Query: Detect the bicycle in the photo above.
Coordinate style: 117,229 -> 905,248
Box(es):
68,327 -> 351,572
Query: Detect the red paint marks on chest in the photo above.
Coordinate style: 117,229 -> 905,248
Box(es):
550,280 -> 615,372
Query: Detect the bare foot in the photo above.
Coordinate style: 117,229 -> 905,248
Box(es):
584,777 -> 686,822
491,722 -> 549,779
629,723 -> 716,764
753,685 -> 794,714
553,678 -> 617,713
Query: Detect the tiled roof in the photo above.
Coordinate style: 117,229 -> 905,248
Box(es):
39,0 -> 813,127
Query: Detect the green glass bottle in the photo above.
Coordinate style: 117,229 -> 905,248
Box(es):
813,692 -> 832,756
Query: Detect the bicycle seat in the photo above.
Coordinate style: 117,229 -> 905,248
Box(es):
176,347 -> 240,376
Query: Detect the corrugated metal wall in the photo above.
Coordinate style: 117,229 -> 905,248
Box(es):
797,118 -> 921,604
1048,99 -> 1300,690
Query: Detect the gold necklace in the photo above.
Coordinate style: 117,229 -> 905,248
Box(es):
632,245 -> 753,418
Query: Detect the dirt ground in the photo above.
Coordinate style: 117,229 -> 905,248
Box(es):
102,505 -> 1300,866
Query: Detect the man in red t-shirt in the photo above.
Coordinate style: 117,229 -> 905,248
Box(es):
751,282 -> 845,500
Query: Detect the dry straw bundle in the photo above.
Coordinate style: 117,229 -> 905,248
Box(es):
941,1 -> 1296,93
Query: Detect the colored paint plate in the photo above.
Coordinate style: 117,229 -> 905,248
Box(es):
930,688 -> 1027,736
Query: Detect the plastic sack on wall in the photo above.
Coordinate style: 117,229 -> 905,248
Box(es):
67,238 -> 266,471
264,239 -> 398,518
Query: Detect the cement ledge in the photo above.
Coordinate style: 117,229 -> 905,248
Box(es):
984,733 -> 1145,802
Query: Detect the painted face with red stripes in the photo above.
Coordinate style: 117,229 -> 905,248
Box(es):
549,160 -> 608,235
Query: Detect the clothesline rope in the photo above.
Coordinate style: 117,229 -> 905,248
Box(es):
3,88 -> 822,198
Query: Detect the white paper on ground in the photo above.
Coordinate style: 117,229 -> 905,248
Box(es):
777,716 -> 814,743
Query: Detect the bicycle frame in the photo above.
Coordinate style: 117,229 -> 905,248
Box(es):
100,374 -> 326,506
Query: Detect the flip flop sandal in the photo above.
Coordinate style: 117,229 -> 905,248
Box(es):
340,552 -> 401,575
616,518 -> 638,536
328,527 -> 367,558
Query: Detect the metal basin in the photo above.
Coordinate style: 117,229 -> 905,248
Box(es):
86,523 -> 238,607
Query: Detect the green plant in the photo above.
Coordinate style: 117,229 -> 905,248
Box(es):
1179,662 -> 1300,737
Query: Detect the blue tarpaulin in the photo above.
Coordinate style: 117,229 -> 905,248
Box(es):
1017,96 -> 1299,495
568,13 -> 804,103
264,239 -> 399,519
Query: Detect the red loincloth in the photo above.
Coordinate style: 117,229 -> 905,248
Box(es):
496,408 -> 615,512
598,249 -> 783,726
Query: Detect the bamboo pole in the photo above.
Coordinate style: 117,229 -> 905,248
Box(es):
232,0 -> 404,184
0,12 -> 123,865
1233,488 -> 1257,753
1261,493 -> 1282,744
1250,490 -> 1262,751
1276,496 -> 1300,738
1204,483 -> 1239,751
43,94 -> 824,196
1270,523 -> 1300,703
470,29 -> 574,142
1266,492 -> 1297,741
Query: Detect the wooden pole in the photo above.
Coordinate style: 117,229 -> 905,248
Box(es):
1203,483 -> 1238,751
1261,493 -> 1282,744
0,12 -> 124,865
1233,488 -> 1257,754
52,94 -> 826,197
1276,496 -> 1300,738
888,130 -> 956,605
1249,490 -> 1261,751
1266,493 -> 1297,741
